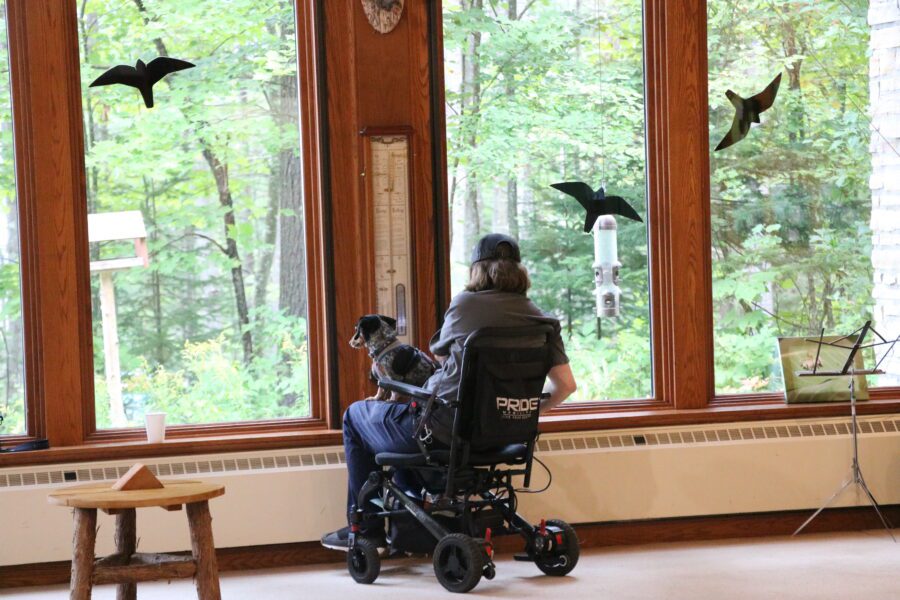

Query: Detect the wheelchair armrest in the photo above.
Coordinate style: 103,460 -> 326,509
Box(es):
377,378 -> 434,401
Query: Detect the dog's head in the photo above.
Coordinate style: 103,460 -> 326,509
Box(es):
350,314 -> 398,350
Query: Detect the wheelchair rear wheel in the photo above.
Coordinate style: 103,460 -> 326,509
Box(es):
433,533 -> 486,593
347,537 -> 380,584
533,519 -> 579,576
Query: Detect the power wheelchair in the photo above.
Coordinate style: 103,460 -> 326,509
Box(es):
345,325 -> 580,593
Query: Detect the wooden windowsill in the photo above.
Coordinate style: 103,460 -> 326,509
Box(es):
0,428 -> 344,468
4,397 -> 900,468
540,397 -> 900,433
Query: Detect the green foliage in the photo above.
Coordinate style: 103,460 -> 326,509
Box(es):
0,0 -> 884,435
77,0 -> 311,428
709,0 -> 875,392
119,308 -> 309,425
445,0 -> 652,401
445,0 -> 877,400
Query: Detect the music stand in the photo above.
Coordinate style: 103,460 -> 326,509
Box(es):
792,321 -> 897,540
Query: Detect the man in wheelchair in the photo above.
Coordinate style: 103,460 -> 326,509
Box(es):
322,234 -> 579,593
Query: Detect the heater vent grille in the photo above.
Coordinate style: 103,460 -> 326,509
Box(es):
2,416 -> 898,490
535,417 -> 900,453
0,449 -> 346,490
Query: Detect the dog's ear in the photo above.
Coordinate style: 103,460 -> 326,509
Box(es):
379,315 -> 398,331
358,315 -> 382,340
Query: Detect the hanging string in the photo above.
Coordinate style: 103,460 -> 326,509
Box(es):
596,0 -> 606,186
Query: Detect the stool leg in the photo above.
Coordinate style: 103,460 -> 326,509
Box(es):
70,508 -> 97,600
115,509 -> 137,600
186,501 -> 221,600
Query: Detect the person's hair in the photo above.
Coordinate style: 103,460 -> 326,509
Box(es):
465,243 -> 531,294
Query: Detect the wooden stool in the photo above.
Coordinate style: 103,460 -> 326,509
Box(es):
48,469 -> 225,600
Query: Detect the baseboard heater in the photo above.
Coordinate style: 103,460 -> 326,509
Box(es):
2,414 -> 898,567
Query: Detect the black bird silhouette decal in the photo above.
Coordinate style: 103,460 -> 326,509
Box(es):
551,182 -> 643,232
89,57 -> 195,108
714,72 -> 782,151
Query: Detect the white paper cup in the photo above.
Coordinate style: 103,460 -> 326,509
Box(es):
145,412 -> 167,444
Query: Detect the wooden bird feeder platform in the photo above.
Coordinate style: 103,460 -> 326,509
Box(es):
87,211 -> 150,428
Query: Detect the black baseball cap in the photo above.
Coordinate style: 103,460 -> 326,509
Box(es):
470,233 -> 521,264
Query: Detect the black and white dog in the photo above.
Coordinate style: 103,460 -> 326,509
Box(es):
350,314 -> 438,401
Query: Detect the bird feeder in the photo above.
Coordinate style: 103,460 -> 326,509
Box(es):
88,211 -> 150,427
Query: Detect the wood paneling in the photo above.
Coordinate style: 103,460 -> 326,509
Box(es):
324,0 -> 441,411
428,1 -> 452,319
324,0 -> 368,410
408,1 -> 440,348
3,504 -> 897,589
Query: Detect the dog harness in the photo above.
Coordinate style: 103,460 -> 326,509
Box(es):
369,339 -> 402,360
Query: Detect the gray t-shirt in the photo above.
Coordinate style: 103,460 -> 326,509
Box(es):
423,289 -> 568,407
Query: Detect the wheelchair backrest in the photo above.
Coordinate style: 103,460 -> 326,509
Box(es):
452,325 -> 554,451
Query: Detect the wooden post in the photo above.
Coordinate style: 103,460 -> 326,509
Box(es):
98,270 -> 127,427
115,509 -> 137,600
186,501 -> 221,600
70,508 -> 97,600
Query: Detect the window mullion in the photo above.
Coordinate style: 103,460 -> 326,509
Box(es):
645,0 -> 715,409
7,0 -> 94,446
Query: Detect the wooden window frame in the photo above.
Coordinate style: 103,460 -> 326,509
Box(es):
3,0 -> 900,468
0,0 -> 336,462
433,0 -> 900,434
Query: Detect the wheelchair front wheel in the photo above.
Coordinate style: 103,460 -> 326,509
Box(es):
347,537 -> 380,584
534,519 -> 579,576
433,533 -> 485,593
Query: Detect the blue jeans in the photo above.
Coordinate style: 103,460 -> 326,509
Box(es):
343,399 -> 421,528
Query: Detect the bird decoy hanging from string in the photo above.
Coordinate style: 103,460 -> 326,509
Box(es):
89,57 -> 195,108
714,72 -> 782,151
550,182 -> 643,232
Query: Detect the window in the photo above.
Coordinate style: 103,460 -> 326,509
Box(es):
0,0 -> 25,436
2,0 -> 899,463
78,0 -> 311,427
708,0 -> 885,395
442,0 -> 652,402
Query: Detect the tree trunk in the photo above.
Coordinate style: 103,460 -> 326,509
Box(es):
202,149 -> 254,363
462,0 -> 483,253
277,132 -> 306,319
506,0 -> 518,238
132,0 -> 254,364
148,187 -> 164,364
254,165 -> 280,313
258,18 -> 307,323
448,155 -> 460,261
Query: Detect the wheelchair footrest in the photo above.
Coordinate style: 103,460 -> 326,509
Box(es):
512,553 -> 533,562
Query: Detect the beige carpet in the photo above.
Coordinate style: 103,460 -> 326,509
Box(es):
3,530 -> 898,599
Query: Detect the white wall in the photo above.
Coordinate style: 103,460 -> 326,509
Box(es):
1,416 -> 899,567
